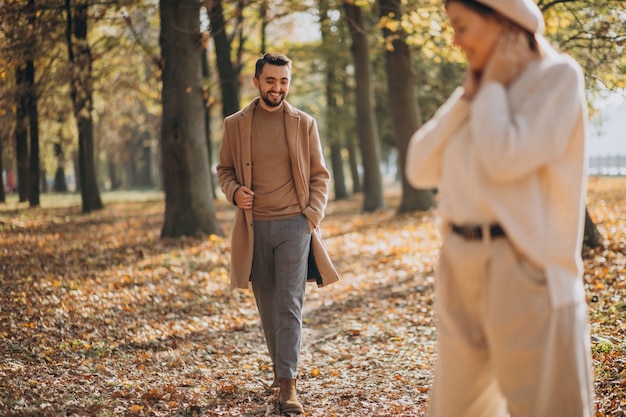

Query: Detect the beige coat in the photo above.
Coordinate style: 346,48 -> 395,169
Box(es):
217,98 -> 339,289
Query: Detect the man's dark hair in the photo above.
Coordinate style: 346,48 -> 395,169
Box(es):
254,53 -> 292,79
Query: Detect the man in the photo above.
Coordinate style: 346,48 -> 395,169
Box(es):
217,52 -> 339,414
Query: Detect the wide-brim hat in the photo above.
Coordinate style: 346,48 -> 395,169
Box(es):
474,0 -> 545,34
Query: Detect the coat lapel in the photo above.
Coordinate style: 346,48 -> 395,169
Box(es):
238,100 -> 256,188
283,101 -> 300,167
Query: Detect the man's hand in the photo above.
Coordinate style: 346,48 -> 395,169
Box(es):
235,186 -> 254,209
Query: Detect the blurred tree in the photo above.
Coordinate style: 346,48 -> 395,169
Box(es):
378,0 -> 435,213
539,0 -> 626,95
201,47 -> 216,198
0,106 -> 9,203
26,0 -> 41,207
319,0 -> 349,200
15,66 -> 30,202
93,2 -> 161,191
159,0 -> 223,237
2,0 -> 38,204
65,0 -> 103,213
205,0 -> 243,118
343,0 -> 384,212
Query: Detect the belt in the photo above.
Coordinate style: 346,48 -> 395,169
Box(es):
451,223 -> 505,240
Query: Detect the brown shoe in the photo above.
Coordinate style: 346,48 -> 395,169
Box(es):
278,378 -> 303,414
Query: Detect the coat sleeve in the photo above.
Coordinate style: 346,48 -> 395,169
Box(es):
406,87 -> 469,188
216,118 -> 241,205
303,118 -> 330,228
470,58 -> 585,183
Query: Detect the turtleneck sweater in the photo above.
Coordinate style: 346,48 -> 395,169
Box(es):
250,103 -> 301,220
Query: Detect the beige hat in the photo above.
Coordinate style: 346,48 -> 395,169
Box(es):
475,0 -> 545,34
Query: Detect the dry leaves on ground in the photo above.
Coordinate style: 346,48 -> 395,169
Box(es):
0,177 -> 625,416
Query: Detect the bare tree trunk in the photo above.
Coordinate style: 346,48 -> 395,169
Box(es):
320,0 -> 348,200
259,0 -> 268,53
326,68 -> 348,200
201,48 -> 216,199
139,131 -> 153,188
65,0 -> 103,213
583,207 -> 603,249
159,0 -> 223,238
206,0 -> 241,118
343,0 -> 384,212
26,59 -> 40,207
347,139 -> 361,194
27,0 -> 40,207
15,66 -> 30,203
53,142 -> 68,192
0,138 -> 5,203
379,0 -> 435,213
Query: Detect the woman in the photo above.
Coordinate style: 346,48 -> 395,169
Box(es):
406,1 -> 594,416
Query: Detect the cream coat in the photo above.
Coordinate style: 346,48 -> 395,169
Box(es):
406,41 -> 588,309
217,98 -> 339,289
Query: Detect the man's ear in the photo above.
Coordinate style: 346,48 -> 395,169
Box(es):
252,76 -> 259,89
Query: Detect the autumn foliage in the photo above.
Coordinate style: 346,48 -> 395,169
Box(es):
1,177 -> 625,416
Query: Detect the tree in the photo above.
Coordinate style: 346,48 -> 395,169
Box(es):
343,0 -> 384,212
319,0 -> 349,200
89,3 -> 160,192
15,66 -> 30,202
539,0 -> 626,97
65,0 -> 103,213
159,0 -> 223,238
26,0 -> 41,207
205,0 -> 243,119
378,0 -> 435,213
201,47 -> 216,198
0,107 -> 8,203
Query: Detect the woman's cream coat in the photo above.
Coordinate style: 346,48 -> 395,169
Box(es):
406,42 -> 587,309
217,98 -> 339,289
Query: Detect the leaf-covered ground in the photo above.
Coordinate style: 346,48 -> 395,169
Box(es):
1,178 -> 625,417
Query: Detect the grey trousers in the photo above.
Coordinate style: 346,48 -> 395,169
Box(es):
251,214 -> 310,380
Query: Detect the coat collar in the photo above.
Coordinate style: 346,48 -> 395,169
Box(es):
236,97 -> 301,189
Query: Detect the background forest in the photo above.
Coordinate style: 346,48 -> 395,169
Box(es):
1,0 -> 625,236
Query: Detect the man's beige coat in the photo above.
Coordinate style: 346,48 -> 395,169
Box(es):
217,98 -> 339,289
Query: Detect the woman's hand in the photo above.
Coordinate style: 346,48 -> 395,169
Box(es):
482,30 -> 534,87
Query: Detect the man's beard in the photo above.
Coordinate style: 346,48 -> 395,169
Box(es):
261,90 -> 284,107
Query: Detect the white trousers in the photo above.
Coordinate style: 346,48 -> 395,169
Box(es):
429,231 -> 594,417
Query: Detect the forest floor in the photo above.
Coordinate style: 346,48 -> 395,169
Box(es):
1,176 -> 625,417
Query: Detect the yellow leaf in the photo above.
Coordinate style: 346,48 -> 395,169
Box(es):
311,368 -> 320,377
